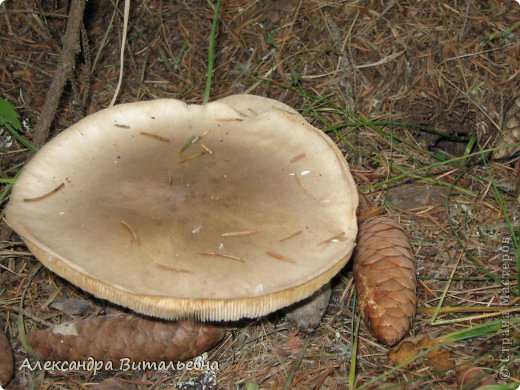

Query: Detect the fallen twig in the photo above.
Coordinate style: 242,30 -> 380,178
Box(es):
32,0 -> 87,148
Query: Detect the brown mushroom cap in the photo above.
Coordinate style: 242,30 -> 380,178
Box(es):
6,95 -> 358,321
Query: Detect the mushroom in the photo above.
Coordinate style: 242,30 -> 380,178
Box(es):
6,94 -> 358,322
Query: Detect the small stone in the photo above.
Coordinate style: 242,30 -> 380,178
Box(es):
284,282 -> 332,333
506,116 -> 518,129
50,298 -> 91,316
386,184 -> 445,211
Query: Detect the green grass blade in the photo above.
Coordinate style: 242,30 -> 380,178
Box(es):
348,297 -> 360,390
0,96 -> 38,152
0,169 -> 22,205
202,0 -> 222,105
463,135 -> 477,157
431,248 -> 465,325
0,97 -> 22,131
5,124 -> 38,153
490,182 -> 520,296
0,178 -> 16,184
436,317 -> 519,343
282,338 -> 310,390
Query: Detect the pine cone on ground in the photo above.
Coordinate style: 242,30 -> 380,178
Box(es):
493,97 -> 520,160
455,364 -> 496,389
28,314 -> 225,364
353,216 -> 417,346
0,328 -> 14,387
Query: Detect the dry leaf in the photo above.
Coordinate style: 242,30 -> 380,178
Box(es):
285,332 -> 305,355
455,364 -> 496,389
425,347 -> 453,372
28,313 -> 225,363
388,335 -> 427,365
0,328 -> 14,387
389,334 -> 453,372
354,216 -> 417,346
390,334 -> 500,388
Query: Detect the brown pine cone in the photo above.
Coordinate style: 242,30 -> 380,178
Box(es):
0,328 -> 14,387
28,314 -> 225,364
455,364 -> 496,389
493,97 -> 520,160
353,216 -> 417,346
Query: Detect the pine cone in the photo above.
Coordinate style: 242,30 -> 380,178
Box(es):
493,97 -> 520,160
28,314 -> 225,364
0,328 -> 14,387
353,216 -> 417,346
455,364 -> 496,389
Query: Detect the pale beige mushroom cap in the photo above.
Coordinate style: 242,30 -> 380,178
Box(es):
5,94 -> 358,321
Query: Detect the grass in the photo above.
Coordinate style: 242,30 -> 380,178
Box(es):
0,97 -> 37,153
202,0 -> 222,105
270,78 -> 519,385
481,154 -> 520,296
0,97 -> 37,205
359,317 -> 520,389
0,169 -> 21,205
348,294 -> 360,390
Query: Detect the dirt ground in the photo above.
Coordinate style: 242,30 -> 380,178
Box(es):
0,0 -> 519,389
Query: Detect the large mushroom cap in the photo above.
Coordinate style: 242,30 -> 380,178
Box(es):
6,95 -> 358,321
